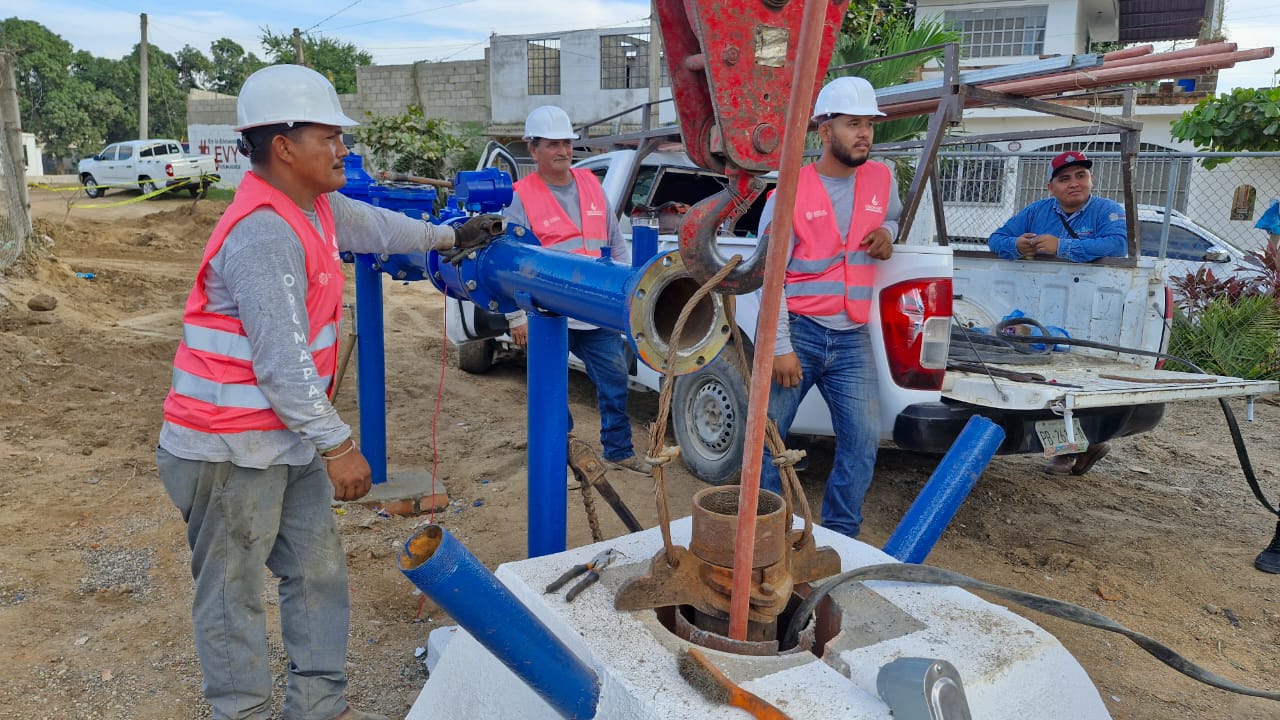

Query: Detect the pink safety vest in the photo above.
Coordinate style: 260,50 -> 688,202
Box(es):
163,171 -> 344,433
514,169 -> 610,256
784,162 -> 891,324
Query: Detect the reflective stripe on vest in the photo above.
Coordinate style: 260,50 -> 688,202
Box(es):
163,171 -> 345,433
784,162 -> 891,324
514,168 -> 611,257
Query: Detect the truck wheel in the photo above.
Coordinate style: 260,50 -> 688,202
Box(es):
456,338 -> 494,374
82,174 -> 103,198
140,178 -> 159,198
188,181 -> 209,199
672,355 -> 748,485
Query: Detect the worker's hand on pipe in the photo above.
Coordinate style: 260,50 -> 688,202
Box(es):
510,323 -> 528,348
861,226 -> 894,260
772,352 -> 803,388
439,213 -> 506,266
326,448 -> 374,502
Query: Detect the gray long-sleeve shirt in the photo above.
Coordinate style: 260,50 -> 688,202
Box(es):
502,175 -> 628,331
756,168 -> 901,356
159,190 -> 455,469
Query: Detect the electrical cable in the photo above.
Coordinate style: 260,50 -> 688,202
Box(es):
782,562 -> 1280,701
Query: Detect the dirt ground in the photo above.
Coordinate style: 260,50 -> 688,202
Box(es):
1,185 -> 1278,719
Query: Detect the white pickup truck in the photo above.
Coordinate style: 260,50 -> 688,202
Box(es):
78,139 -> 219,199
447,146 -> 1279,484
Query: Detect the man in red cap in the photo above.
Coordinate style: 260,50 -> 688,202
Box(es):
987,150 -> 1125,476
988,150 -> 1126,262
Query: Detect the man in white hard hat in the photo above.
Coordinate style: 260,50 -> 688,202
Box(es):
502,105 -> 652,475
156,64 -> 500,720
757,76 -> 900,539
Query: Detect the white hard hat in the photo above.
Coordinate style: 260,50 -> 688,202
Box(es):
234,64 -> 360,132
523,105 -> 579,141
812,76 -> 885,120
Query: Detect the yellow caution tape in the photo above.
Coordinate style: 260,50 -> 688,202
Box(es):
30,178 -> 206,208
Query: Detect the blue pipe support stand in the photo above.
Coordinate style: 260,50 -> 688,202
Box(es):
525,310 -> 570,557
882,415 -> 1004,563
399,524 -> 600,719
353,253 -> 389,484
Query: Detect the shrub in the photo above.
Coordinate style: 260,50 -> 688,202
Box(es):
1167,295 -> 1280,379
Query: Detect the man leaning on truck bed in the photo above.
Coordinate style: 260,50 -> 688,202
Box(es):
988,150 -> 1124,476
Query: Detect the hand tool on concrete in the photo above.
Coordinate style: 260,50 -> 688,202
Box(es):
545,548 -> 618,602
677,646 -> 793,720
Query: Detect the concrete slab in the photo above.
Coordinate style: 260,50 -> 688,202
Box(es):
357,469 -> 448,517
407,519 -> 1111,720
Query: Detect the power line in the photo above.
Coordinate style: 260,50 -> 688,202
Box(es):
305,0 -> 367,33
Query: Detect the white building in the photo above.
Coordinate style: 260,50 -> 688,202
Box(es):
486,26 -> 677,137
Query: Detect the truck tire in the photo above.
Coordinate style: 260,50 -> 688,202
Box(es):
187,182 -> 208,199
82,174 -> 103,198
456,338 -> 494,374
672,354 -> 748,485
139,177 -> 159,198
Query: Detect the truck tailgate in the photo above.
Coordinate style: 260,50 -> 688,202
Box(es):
943,354 -> 1279,410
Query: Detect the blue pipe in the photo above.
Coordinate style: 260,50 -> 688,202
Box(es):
399,524 -> 600,719
527,311 -> 570,558
353,253 -> 388,485
882,415 -> 1004,563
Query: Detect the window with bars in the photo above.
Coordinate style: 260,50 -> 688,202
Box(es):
528,38 -> 561,95
937,144 -> 1006,205
944,6 -> 1047,58
600,32 -> 668,89
1013,142 -> 1192,213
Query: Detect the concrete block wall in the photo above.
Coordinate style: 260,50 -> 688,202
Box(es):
355,58 -> 490,123
184,89 -> 363,129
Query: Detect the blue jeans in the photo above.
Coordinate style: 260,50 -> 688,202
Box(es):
158,448 -> 352,720
568,327 -> 635,462
761,315 -> 880,538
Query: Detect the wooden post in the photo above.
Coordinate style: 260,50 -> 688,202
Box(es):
293,28 -> 306,65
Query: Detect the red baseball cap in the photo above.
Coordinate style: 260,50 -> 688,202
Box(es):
1050,151 -> 1092,180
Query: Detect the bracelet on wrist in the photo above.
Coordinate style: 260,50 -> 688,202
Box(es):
321,439 -> 356,461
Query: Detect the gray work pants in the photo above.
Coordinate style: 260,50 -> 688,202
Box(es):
158,447 -> 351,720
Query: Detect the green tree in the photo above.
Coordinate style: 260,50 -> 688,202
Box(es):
0,19 -> 122,157
1171,86 -> 1280,168
208,38 -> 266,95
175,44 -> 214,90
259,29 -> 372,94
353,105 -> 467,179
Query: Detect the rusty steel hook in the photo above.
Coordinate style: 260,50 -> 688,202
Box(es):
677,169 -> 767,294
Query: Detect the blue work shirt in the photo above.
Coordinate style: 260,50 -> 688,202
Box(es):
988,195 -> 1127,262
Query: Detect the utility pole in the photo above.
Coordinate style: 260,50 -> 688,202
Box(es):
293,28 -> 306,65
647,5 -> 660,130
0,51 -> 31,240
139,13 -> 149,140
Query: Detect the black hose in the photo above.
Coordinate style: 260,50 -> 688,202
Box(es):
783,563 -> 1280,700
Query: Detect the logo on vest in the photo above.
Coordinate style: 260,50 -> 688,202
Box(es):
317,272 -> 332,286
804,209 -> 829,221
586,202 -> 604,217
864,194 -> 884,214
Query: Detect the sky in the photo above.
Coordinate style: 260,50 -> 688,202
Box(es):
2,0 -> 1277,91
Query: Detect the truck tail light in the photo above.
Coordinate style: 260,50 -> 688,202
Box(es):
165,163 -> 175,178
880,278 -> 952,390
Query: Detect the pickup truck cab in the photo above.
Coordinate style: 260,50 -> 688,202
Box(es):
448,143 -> 1278,484
78,139 -> 219,199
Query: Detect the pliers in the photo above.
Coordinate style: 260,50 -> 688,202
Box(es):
545,548 -> 619,602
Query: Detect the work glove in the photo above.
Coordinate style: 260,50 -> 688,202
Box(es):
441,214 -> 506,265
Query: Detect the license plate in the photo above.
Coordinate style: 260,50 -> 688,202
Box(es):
1034,418 -> 1089,457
